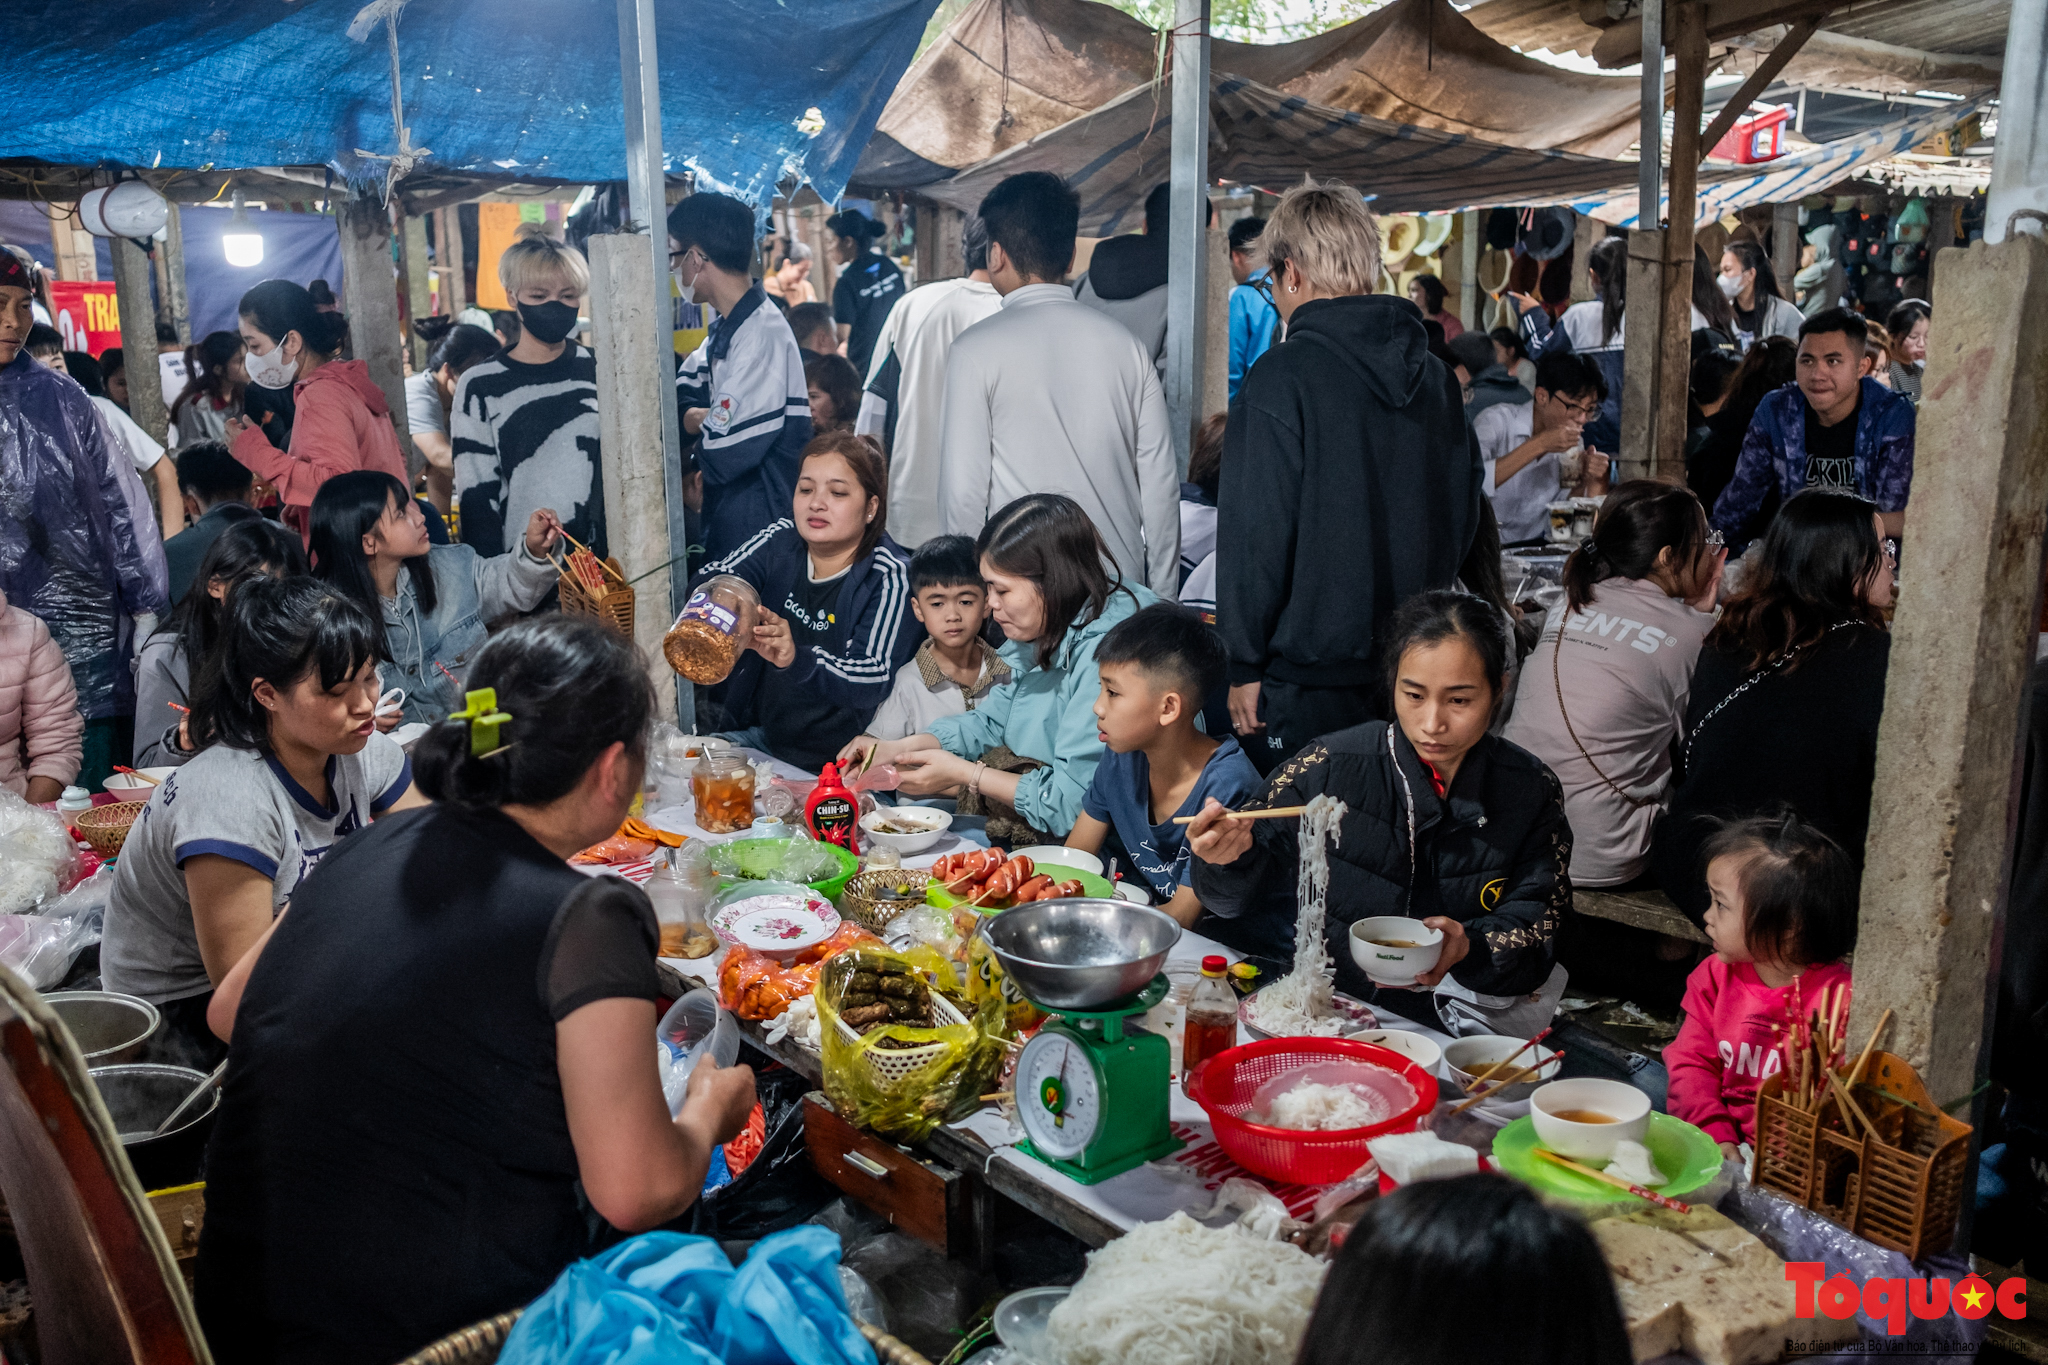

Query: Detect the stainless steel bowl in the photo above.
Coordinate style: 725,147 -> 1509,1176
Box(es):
89,1063 -> 221,1189
979,898 -> 1181,1010
43,990 -> 161,1064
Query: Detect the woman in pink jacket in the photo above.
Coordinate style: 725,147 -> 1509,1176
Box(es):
225,280 -> 407,543
0,591 -> 85,802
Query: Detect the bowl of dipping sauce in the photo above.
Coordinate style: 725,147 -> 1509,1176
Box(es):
858,805 -> 951,854
1349,916 -> 1444,986
1441,1034 -> 1563,1110
1529,1078 -> 1652,1162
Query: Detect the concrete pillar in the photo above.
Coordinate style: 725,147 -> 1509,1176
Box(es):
1772,202 -> 1800,300
1571,212 -> 1602,303
1851,230 -> 2048,1095
1203,226 -> 1229,419
588,234 -> 680,723
1163,0 -> 1213,472
110,237 -> 167,445
156,206 -> 191,347
335,191 -> 416,477
401,213 -> 433,372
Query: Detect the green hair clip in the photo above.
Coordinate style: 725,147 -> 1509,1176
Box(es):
450,688 -> 513,758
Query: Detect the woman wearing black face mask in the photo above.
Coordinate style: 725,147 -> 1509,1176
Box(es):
448,229 -> 609,560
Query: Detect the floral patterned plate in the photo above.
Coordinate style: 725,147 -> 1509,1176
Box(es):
711,892 -> 841,954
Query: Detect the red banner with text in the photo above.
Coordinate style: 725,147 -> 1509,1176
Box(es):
48,281 -> 123,357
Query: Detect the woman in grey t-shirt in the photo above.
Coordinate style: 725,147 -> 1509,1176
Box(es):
105,577 -> 423,1062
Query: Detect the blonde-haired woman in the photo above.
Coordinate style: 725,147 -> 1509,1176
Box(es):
449,229 -> 607,558
1216,178 -> 1484,774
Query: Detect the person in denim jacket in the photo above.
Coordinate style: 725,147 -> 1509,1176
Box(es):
311,471 -> 557,725
1710,308 -> 1915,553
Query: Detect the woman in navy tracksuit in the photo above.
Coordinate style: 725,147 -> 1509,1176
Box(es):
695,432 -> 920,771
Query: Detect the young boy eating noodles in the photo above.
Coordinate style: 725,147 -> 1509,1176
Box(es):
856,536 -> 1011,742
1067,603 -> 1261,924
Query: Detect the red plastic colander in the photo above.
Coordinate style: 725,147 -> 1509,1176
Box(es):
1188,1037 -> 1438,1184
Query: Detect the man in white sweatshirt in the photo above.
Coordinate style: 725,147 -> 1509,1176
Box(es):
937,172 -> 1180,593
855,216 -> 1003,549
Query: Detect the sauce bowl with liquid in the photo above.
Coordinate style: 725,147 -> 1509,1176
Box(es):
1349,917 -> 1444,986
1529,1078 -> 1651,1162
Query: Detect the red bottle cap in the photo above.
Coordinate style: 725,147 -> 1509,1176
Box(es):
818,762 -> 842,786
1202,955 -> 1227,975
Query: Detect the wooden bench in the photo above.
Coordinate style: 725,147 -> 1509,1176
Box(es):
1574,887 -> 1711,946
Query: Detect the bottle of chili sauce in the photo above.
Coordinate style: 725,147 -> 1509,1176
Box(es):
805,763 -> 861,856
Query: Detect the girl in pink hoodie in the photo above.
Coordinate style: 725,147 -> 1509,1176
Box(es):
0,591 -> 84,802
1665,812 -> 1857,1155
225,279 -> 406,544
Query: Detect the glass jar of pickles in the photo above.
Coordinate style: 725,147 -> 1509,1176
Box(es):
691,749 -> 757,834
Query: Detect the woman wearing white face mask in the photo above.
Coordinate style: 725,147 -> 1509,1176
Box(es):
1716,241 -> 1803,354
225,279 -> 408,544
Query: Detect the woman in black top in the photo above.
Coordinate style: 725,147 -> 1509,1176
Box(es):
196,616 -> 757,1365
1189,592 -> 1571,1034
1651,490 -> 1894,923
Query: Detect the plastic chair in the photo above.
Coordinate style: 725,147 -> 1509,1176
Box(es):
0,962 -> 211,1364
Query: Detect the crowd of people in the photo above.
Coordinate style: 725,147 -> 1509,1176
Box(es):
4,165 -> 2014,1360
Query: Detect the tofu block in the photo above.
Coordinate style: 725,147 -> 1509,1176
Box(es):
1593,1220 -> 1721,1285
1613,1280 -> 1685,1361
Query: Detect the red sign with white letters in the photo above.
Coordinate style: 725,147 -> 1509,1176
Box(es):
48,281 -> 122,357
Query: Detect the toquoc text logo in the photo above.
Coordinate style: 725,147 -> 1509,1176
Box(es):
1786,1263 -> 2027,1335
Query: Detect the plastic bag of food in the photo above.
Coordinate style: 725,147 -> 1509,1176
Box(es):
0,786 -> 83,915
818,943 -> 1004,1142
774,829 -> 844,885
964,933 -> 1047,1035
717,921 -> 879,1021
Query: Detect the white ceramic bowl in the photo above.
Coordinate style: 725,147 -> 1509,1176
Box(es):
1349,916 -> 1444,986
1010,845 -> 1104,878
1344,1027 -> 1443,1074
1441,1034 -> 1563,1106
858,806 -> 951,854
1529,1078 -> 1652,1163
102,767 -> 176,797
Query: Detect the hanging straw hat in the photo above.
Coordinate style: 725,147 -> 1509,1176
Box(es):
1381,215 -> 1424,272
1413,214 -> 1455,259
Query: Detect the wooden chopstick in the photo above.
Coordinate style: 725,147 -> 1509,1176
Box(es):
1449,1050 -> 1563,1115
1467,1027 -> 1553,1089
1531,1148 -> 1691,1212
1170,804 -> 1309,826
112,766 -> 162,786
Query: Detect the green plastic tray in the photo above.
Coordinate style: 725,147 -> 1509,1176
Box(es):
713,837 -> 858,902
1492,1111 -> 1723,1203
926,859 -> 1118,910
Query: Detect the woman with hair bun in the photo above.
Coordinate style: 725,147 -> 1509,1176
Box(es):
225,278 -> 408,541
1503,480 -> 1722,889
196,614 -> 757,1365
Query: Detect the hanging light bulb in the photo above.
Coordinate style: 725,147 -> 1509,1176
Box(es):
223,191 -> 265,268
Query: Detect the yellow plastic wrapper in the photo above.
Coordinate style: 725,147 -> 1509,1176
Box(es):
819,943 -> 1006,1141
964,933 -> 1046,1036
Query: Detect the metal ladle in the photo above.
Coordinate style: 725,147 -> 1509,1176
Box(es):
150,1059 -> 226,1137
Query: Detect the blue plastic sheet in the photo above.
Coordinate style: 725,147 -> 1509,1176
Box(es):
6,0 -> 933,208
499,1226 -> 876,1365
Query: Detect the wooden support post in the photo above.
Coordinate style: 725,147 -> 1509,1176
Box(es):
1619,228 -> 1667,482
401,213 -> 433,371
914,199 -> 965,284
1571,212 -> 1602,302
157,206 -> 191,347
1772,202 -> 1800,299
1658,0 -> 1707,474
438,207 -> 468,316
1460,210 -> 1482,329
1203,226 -> 1230,421
588,235 -> 680,723
110,237 -> 167,445
49,209 -> 95,282
335,192 -> 416,477
1851,230 -> 2048,1093
1163,0 -> 1213,472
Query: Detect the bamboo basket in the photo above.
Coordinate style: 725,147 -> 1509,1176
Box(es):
839,867 -> 933,935
395,1311 -> 931,1365
1752,1050 -> 1971,1261
72,801 -> 146,857
559,555 -> 634,639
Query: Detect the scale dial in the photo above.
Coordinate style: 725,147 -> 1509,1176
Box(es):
1016,1029 -> 1102,1160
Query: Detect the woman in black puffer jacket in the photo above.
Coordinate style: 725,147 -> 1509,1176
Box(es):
1190,591 -> 1572,1033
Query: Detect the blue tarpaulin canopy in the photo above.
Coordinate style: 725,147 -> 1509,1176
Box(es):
4,0 -> 935,206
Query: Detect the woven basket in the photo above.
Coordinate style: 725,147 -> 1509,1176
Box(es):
839,868 -> 933,935
72,801 -> 145,856
560,556 -> 634,639
394,1309 -> 931,1365
836,991 -> 971,1087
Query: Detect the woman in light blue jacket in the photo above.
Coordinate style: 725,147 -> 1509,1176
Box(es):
846,495 -> 1156,841
310,471 -> 557,726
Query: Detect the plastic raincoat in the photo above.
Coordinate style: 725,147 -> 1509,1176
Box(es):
0,352 -> 167,720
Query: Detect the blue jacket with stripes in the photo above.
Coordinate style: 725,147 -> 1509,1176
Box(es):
693,521 -> 920,766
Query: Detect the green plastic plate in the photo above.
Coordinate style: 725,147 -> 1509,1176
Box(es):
1492,1111 -> 1723,1203
926,862 -> 1118,910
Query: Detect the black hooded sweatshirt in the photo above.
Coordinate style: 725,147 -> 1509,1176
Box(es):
1218,294 -> 1483,691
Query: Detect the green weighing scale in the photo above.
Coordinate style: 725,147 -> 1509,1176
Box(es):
1013,974 -> 1185,1184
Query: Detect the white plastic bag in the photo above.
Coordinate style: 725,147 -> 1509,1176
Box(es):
0,865 -> 110,989
0,786 -> 82,915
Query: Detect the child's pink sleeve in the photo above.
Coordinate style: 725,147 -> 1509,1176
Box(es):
1665,960 -> 1742,1146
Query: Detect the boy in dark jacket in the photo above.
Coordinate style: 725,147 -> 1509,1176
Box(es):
1218,185 -> 1483,776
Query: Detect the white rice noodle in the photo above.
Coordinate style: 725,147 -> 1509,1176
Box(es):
1045,1212 -> 1328,1365
1247,795 -> 1348,1036
1264,1079 -> 1388,1131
